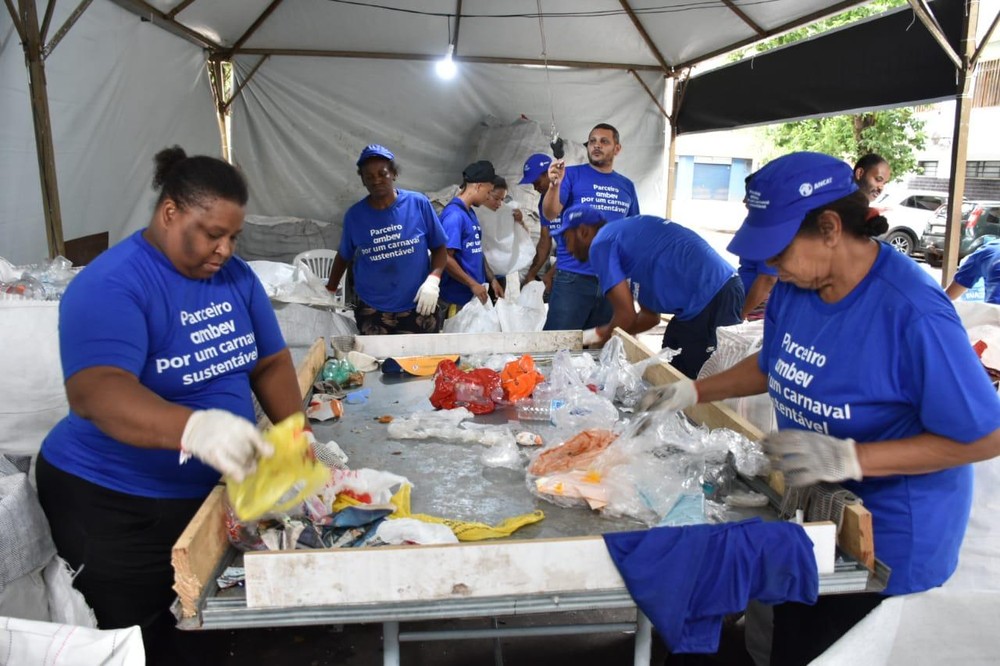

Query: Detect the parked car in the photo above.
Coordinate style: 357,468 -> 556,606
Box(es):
872,189 -> 949,257
920,201 -> 1000,267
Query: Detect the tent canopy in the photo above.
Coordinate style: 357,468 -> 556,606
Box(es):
3,1 -> 994,266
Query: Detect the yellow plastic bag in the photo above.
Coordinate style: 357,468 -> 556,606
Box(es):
226,413 -> 330,521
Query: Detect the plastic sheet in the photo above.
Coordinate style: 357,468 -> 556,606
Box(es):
500,354 -> 545,402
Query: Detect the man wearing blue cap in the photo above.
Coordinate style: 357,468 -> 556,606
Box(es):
553,204 -> 743,378
542,124 -> 640,331
438,160 -> 502,313
326,144 -> 448,334
518,153 -> 555,287
638,151 -> 1000,664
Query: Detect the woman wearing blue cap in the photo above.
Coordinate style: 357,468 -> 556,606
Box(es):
326,144 -> 448,334
640,151 -> 1000,664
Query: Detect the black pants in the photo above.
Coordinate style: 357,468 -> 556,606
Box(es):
662,274 -> 745,379
769,592 -> 886,665
36,455 -> 216,663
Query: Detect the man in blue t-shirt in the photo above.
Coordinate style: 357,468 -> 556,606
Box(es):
946,237 -> 1000,304
519,153 -> 555,289
327,144 -> 449,334
541,124 -> 640,331
553,204 -> 744,378
439,160 -> 502,314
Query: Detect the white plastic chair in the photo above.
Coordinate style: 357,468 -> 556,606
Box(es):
293,249 -> 346,308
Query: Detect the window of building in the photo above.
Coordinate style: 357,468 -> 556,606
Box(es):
973,59 -> 1000,108
966,161 -> 1000,179
691,158 -> 732,201
918,161 -> 938,177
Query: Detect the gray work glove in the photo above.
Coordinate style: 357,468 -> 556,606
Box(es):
762,430 -> 862,487
180,409 -> 273,482
635,378 -> 699,414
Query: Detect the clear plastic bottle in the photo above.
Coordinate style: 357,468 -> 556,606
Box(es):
516,399 -> 553,422
515,398 -> 567,423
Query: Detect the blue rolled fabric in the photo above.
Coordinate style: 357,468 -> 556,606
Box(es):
603,517 -> 819,654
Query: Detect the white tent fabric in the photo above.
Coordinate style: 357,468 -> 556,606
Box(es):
0,0 -> 219,265
229,55 -> 667,225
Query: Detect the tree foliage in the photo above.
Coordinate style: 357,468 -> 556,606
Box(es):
732,0 -> 927,177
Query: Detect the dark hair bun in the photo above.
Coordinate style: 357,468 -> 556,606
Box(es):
864,213 -> 889,237
152,146 -> 187,190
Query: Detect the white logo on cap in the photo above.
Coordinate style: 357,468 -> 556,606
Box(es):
568,211 -> 583,221
799,183 -> 813,197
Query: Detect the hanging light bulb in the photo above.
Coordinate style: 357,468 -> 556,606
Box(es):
435,44 -> 457,80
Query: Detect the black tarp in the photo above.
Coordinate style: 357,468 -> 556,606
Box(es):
676,0 -> 965,135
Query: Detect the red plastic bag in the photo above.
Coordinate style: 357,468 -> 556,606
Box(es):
430,359 -> 504,414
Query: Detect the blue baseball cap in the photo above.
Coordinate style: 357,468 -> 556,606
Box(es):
519,153 -> 552,185
551,204 -> 607,237
356,144 -> 395,167
728,152 -> 859,261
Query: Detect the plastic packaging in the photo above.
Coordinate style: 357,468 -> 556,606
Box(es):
225,413 -> 331,521
429,359 -> 504,414
515,399 -> 563,423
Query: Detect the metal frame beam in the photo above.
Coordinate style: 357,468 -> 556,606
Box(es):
17,0 -> 65,258
43,0 -> 92,58
941,0 -> 980,286
619,0 -> 671,74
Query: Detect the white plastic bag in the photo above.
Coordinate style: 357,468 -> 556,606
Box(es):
442,297 -> 501,333
495,281 -> 548,333
0,616 -> 143,665
0,296 -> 66,457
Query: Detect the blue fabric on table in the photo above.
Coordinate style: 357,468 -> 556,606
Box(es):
602,517 -> 819,654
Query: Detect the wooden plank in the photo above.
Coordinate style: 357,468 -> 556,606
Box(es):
171,339 -> 326,618
243,523 -> 837,608
356,331 -> 582,359
615,329 -> 876,570
171,486 -> 228,618
297,337 -> 327,400
245,536 -> 623,608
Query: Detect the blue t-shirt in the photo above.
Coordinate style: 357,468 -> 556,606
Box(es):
737,258 -> 778,295
550,164 -> 639,276
759,243 -> 1000,595
40,231 -> 288,499
439,197 -> 485,305
339,189 -> 447,312
954,238 -> 1000,304
588,216 -> 737,320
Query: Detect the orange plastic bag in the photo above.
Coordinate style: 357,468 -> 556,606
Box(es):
501,355 -> 545,402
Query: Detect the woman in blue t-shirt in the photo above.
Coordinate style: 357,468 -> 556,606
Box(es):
36,147 -> 306,659
325,144 -> 448,334
640,152 -> 1000,665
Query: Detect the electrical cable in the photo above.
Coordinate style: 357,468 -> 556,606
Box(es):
535,0 -> 563,158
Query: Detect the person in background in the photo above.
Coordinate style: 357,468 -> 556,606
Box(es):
945,237 -> 1000,304
325,144 -> 448,334
738,258 -> 778,320
553,204 -> 743,378
641,151 -> 1000,665
481,175 -> 529,299
853,153 -> 891,202
36,146 -> 305,661
519,153 -> 555,291
439,160 -> 501,315
543,124 -> 640,331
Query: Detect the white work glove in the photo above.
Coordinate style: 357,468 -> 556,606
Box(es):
413,274 -> 440,316
582,328 -> 603,346
180,409 -> 273,482
762,430 -> 862,488
636,378 -> 699,414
